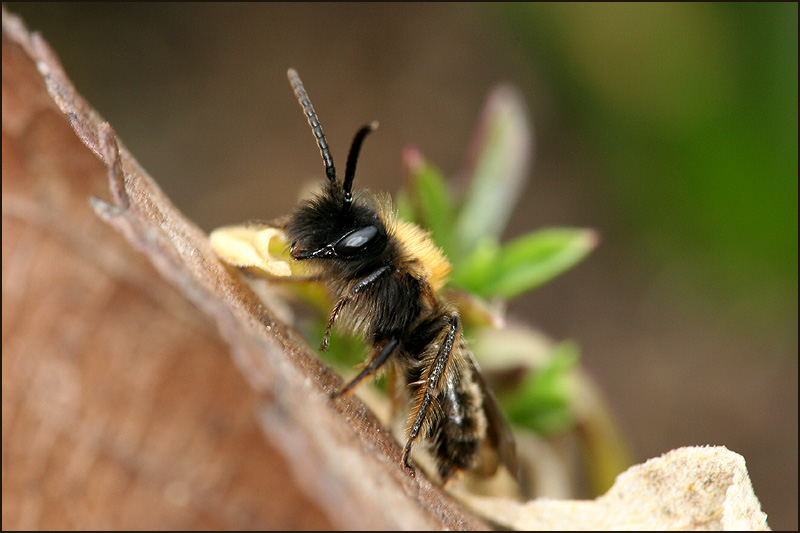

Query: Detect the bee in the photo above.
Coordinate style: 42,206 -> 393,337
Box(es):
217,69 -> 517,482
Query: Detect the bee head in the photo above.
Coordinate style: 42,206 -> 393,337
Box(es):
284,69 -> 387,265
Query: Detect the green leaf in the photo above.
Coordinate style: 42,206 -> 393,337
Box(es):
401,146 -> 456,256
486,228 -> 598,299
500,340 -> 581,435
414,163 -> 456,255
312,320 -> 367,369
394,190 -> 416,224
454,85 -> 532,256
448,237 -> 501,295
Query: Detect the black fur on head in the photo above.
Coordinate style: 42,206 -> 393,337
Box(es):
285,180 -> 388,270
285,69 -> 386,274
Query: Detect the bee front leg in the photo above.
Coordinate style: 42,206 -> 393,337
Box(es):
321,264 -> 392,350
244,215 -> 290,230
321,296 -> 348,351
402,314 -> 459,472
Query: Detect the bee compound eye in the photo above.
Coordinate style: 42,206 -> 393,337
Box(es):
333,225 -> 380,257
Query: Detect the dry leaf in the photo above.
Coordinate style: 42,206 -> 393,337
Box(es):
2,7 -> 488,530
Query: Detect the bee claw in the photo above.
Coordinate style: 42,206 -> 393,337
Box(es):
330,385 -> 348,400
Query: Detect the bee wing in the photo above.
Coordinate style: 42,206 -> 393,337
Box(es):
466,351 -> 520,482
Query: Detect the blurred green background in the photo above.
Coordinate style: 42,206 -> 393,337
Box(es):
6,3 -> 796,528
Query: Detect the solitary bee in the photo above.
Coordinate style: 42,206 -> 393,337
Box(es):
215,69 -> 516,482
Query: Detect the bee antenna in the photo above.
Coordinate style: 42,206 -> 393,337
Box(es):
287,68 -> 336,184
343,121 -> 379,206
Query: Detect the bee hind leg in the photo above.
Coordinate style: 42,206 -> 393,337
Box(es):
401,314 -> 459,473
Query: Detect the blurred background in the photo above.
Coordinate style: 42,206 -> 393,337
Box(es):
6,3 -> 796,528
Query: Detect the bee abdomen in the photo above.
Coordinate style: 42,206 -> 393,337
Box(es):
428,371 -> 487,481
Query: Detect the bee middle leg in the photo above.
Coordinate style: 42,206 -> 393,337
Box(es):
401,314 -> 459,471
332,337 -> 399,398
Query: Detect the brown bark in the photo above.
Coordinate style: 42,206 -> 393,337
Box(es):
2,7 -> 488,530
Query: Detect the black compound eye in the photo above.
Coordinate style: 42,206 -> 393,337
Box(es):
334,225 -> 380,257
